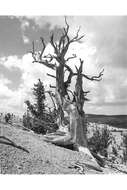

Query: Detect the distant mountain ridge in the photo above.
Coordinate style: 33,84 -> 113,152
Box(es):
86,114 -> 127,129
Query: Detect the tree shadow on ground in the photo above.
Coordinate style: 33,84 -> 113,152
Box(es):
0,136 -> 29,153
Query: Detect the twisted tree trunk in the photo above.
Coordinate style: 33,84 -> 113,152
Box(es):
44,61 -> 102,169
74,60 -> 87,148
31,18 -> 104,170
55,65 -> 65,130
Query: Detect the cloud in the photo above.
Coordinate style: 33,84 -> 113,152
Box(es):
25,16 -> 65,29
0,40 -> 127,115
20,18 -> 30,31
22,34 -> 30,44
85,64 -> 127,114
2,15 -> 127,70
71,16 -> 127,69
21,25 -> 30,44
0,74 -> 11,85
0,52 -> 55,114
16,17 -> 31,44
0,75 -> 24,114
0,75 -> 13,98
26,16 -> 127,69
0,16 -> 127,115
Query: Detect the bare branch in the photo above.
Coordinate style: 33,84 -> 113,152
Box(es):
39,37 -> 46,60
50,34 -> 59,55
57,17 -> 70,56
64,72 -> 73,88
64,16 -> 69,31
31,40 -> 56,70
75,59 -> 104,81
64,64 -> 75,87
82,68 -> 104,81
84,97 -> 90,101
64,63 -> 74,74
65,59 -> 104,83
31,41 -> 36,61
75,65 -> 79,73
65,54 -> 76,62
83,90 -> 90,95
64,68 -> 68,74
71,26 -> 81,41
50,85 -> 56,89
64,64 -> 80,89
47,73 -> 56,78
49,17 -> 85,62
44,54 -> 56,62
70,26 -> 85,43
33,60 -> 56,70
46,90 -> 57,110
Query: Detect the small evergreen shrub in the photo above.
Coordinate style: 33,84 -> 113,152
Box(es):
23,79 -> 58,134
88,126 -> 112,157
5,113 -> 11,123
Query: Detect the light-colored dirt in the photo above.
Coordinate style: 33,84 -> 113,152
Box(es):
0,123 -> 127,174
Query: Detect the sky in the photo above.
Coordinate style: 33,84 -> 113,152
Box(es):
0,16 -> 127,115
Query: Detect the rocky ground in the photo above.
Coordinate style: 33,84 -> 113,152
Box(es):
0,122 -> 127,174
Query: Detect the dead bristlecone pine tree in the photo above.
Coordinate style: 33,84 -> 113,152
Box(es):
30,17 -> 104,169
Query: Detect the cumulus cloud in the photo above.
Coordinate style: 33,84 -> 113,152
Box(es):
0,75 -> 13,98
20,19 -> 30,31
71,16 -> 127,69
85,64 -> 127,115
17,17 -> 31,44
0,16 -> 127,115
0,52 -> 55,114
0,39 -> 127,115
22,34 -> 30,44
27,16 -> 127,68
0,75 -> 25,114
25,16 -> 65,29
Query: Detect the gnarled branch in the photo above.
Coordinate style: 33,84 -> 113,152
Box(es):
83,90 -> 90,95
78,59 -> 104,81
31,40 -> 56,70
39,37 -> 46,60
47,73 -> 56,79
33,60 -> 56,70
70,26 -> 85,43
50,34 -> 59,55
50,85 -> 56,89
82,68 -> 104,81
64,64 -> 76,89
46,90 -> 57,110
65,54 -> 77,62
49,17 -> 85,62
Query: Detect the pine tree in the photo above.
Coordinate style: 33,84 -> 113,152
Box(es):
24,79 -> 47,134
33,79 -> 46,119
25,79 -> 59,134
25,79 -> 46,119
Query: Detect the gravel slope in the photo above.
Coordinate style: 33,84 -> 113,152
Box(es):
0,123 -> 127,174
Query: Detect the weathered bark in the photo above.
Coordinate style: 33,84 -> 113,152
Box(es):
74,60 -> 87,147
44,98 -> 86,148
43,99 -> 102,170
44,101 -> 77,147
55,65 -> 66,130
43,61 -> 102,169
74,113 -> 87,147
43,60 -> 103,149
31,18 -> 104,169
